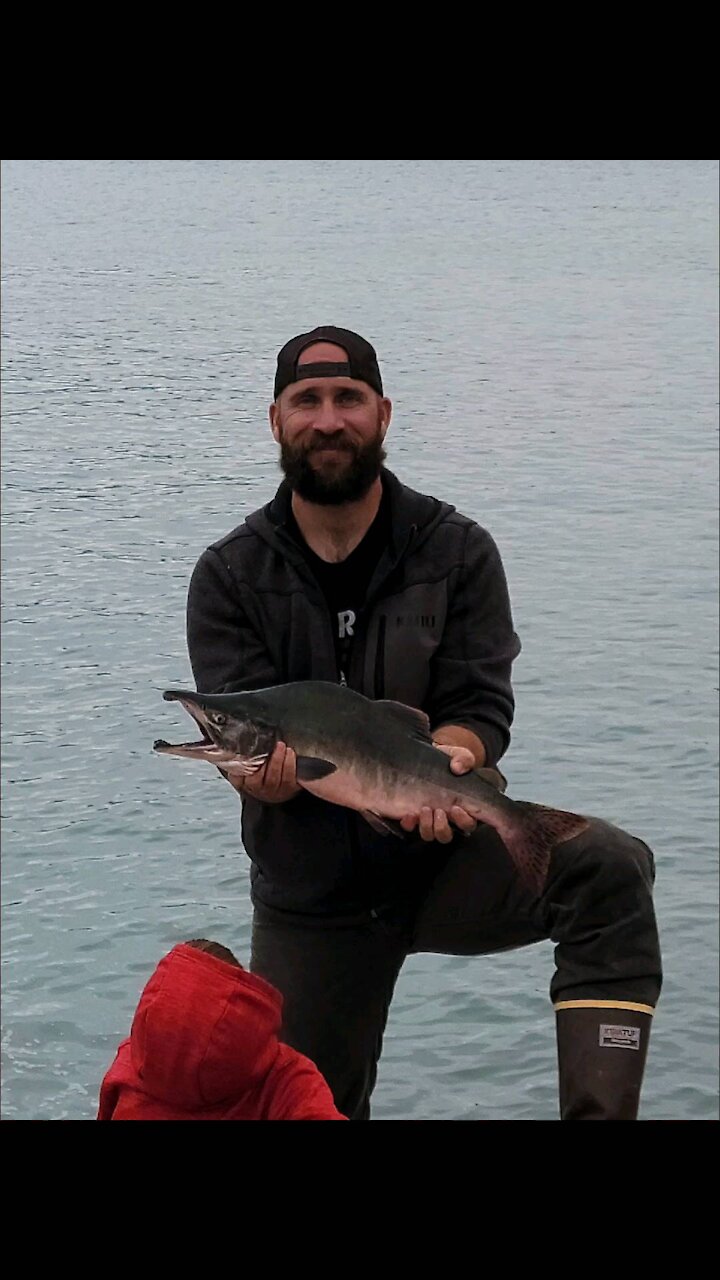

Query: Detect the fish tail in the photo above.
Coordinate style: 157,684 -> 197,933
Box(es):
501,802 -> 589,897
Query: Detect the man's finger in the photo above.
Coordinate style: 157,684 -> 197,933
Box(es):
449,751 -> 475,775
254,742 -> 282,796
433,809 -> 454,844
449,806 -> 477,833
268,742 -> 290,795
280,745 -> 297,789
418,807 -> 436,841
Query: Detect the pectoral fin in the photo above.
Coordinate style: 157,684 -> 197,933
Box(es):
360,810 -> 409,839
295,756 -> 338,782
476,766 -> 508,793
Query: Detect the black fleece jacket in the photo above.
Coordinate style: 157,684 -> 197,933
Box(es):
186,470 -> 521,916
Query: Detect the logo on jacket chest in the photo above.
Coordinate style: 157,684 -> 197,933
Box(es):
394,615 -> 436,628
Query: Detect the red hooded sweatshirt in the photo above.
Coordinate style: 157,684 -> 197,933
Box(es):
97,943 -> 346,1120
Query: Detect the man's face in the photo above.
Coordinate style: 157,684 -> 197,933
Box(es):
269,342 -> 392,504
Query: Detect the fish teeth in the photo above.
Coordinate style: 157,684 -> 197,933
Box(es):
226,754 -> 269,775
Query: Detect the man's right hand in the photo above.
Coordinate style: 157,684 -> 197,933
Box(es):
220,741 -> 302,804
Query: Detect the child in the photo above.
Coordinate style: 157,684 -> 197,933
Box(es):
97,939 -> 346,1120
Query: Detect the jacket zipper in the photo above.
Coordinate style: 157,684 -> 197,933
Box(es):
277,517 -> 417,913
373,615 -> 387,699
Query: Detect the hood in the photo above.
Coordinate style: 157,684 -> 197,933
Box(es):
126,944 -> 282,1108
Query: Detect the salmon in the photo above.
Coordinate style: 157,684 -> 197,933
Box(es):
154,680 -> 589,896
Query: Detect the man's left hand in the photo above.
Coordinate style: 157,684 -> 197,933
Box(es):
399,743 -> 478,844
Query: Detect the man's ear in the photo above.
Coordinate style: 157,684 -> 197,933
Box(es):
379,397 -> 392,438
269,402 -> 281,443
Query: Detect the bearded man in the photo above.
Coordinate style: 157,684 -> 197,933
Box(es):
185,326 -> 662,1122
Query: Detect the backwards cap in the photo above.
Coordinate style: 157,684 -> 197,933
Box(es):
273,325 -> 383,399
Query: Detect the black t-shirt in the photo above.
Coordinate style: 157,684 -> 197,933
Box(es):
286,489 -> 390,681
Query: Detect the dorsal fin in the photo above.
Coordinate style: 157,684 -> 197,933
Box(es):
375,700 -> 433,744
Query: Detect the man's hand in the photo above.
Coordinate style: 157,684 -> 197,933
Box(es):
399,743 -> 479,844
220,741 -> 302,804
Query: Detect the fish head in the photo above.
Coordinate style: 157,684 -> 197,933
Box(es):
154,689 -> 278,770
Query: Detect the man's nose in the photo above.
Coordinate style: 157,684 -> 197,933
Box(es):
312,400 -> 343,433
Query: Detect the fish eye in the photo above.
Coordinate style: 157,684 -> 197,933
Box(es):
211,713 -> 227,727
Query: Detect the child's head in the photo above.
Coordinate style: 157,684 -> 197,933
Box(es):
184,939 -> 241,967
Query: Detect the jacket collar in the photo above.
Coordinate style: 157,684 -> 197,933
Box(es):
263,468 -> 450,558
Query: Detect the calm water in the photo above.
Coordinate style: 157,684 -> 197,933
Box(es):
2,159 -> 718,1121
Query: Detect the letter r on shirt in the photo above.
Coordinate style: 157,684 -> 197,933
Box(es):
338,610 -> 355,639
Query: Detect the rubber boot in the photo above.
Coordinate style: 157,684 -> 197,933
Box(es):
555,1003 -> 653,1120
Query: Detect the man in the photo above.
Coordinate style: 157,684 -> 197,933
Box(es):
186,325 -> 662,1121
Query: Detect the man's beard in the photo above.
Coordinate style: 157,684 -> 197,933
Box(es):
279,430 -> 386,505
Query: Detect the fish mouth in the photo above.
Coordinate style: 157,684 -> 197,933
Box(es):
154,692 -> 229,761
155,690 -> 270,776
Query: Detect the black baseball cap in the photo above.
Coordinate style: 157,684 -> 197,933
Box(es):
273,325 -> 383,399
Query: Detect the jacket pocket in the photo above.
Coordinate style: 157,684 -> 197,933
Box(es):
363,582 -> 448,707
